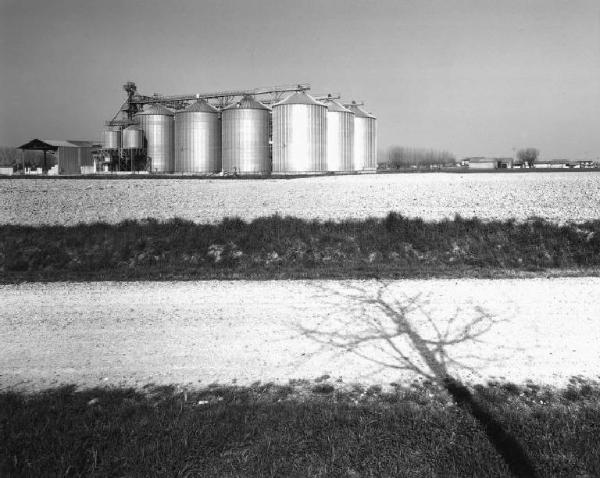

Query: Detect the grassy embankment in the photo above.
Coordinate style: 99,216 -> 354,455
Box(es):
1,379 -> 598,477
2,215 -> 599,476
1,213 -> 599,281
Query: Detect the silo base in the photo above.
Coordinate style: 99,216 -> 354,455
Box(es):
222,170 -> 272,177
271,171 -> 328,176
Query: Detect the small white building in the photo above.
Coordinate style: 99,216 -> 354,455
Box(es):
570,160 -> 596,168
534,159 -> 568,169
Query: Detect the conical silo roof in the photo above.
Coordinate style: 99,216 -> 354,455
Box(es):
274,91 -> 325,107
347,102 -> 376,119
223,95 -> 270,111
137,104 -> 174,116
179,99 -> 218,114
123,124 -> 142,131
322,97 -> 353,113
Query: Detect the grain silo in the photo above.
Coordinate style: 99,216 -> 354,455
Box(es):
322,97 -> 354,172
174,99 -> 221,174
121,125 -> 145,172
347,102 -> 377,172
102,127 -> 121,150
136,104 -> 174,173
122,125 -> 144,150
272,91 -> 327,174
222,95 -> 271,175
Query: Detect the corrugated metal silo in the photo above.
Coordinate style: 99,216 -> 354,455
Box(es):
174,99 -> 221,173
103,128 -> 121,150
347,102 -> 377,172
272,91 -> 327,174
222,95 -> 271,175
322,98 -> 354,172
122,125 -> 144,149
136,104 -> 174,173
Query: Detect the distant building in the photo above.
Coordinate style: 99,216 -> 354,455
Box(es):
572,160 -> 596,168
534,159 -> 568,169
464,157 -> 514,169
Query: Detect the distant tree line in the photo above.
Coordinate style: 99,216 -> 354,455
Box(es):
382,146 -> 456,170
516,148 -> 539,168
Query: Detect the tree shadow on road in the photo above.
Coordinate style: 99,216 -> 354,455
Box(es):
296,279 -> 539,478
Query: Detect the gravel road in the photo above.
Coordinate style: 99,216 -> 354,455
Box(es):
2,278 -> 598,392
2,172 -> 599,225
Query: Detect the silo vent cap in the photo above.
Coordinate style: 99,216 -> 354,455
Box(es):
223,95 -> 270,111
274,91 -> 325,107
346,102 -> 376,119
178,99 -> 218,114
322,98 -> 352,113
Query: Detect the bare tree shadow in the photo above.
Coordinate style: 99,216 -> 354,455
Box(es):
296,279 -> 539,478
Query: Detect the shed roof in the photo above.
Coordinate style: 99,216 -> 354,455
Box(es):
42,140 -> 98,148
43,140 -> 75,147
17,139 -> 58,151
67,140 -> 99,148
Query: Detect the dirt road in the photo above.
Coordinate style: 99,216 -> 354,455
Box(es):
1,278 -> 599,391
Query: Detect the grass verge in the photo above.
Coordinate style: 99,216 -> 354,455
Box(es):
1,379 -> 598,477
1,213 -> 599,282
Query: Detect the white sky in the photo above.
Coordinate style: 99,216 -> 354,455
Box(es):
1,0 -> 599,159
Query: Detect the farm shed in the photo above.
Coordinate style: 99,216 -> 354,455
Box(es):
43,140 -> 99,175
17,138 -> 59,174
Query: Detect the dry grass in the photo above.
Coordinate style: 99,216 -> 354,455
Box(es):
2,214 -> 599,281
1,380 -> 598,477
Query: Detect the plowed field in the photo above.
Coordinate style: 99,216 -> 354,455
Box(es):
1,172 -> 599,225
